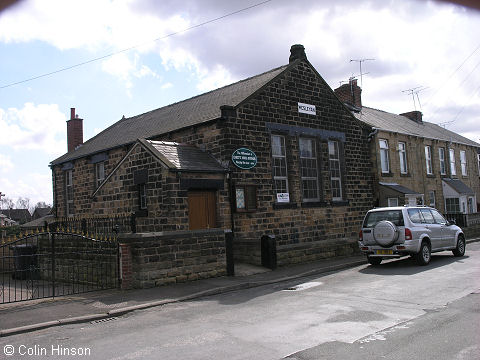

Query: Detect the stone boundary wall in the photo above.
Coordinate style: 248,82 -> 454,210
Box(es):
118,229 -> 227,289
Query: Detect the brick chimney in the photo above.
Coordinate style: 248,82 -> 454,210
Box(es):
400,111 -> 423,123
289,44 -> 307,63
334,78 -> 362,108
67,108 -> 83,152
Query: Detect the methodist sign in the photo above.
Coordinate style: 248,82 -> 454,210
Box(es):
232,148 -> 257,169
298,102 -> 316,115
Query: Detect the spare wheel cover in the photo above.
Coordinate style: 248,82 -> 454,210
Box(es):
373,220 -> 399,247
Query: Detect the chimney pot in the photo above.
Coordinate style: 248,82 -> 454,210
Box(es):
289,44 -> 307,63
70,108 -> 75,120
334,78 -> 362,108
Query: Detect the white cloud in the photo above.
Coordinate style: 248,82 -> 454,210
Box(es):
0,172 -> 52,206
0,103 -> 66,155
101,52 -> 160,94
0,153 -> 13,173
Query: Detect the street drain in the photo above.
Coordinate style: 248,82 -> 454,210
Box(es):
91,317 -> 118,324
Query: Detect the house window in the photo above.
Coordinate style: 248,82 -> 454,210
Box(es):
299,138 -> 320,201
460,150 -> 467,176
468,197 -> 474,214
65,170 -> 74,216
388,198 -> 398,207
95,161 -> 105,187
439,148 -> 446,175
139,184 -> 147,210
379,139 -> 390,173
398,142 -> 407,174
425,146 -> 433,175
429,190 -> 436,207
271,135 -> 289,200
445,198 -> 460,213
478,153 -> 480,176
328,140 -> 343,201
449,149 -> 456,176
235,185 -> 257,211
133,169 -> 148,215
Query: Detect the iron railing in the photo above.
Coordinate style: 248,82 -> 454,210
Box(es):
1,231 -> 118,304
48,214 -> 136,238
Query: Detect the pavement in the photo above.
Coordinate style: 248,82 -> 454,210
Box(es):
1,237 -> 478,337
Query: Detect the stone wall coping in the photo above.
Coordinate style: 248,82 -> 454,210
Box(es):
118,228 -> 230,243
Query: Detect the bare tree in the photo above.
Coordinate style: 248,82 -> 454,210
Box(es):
16,197 -> 30,211
0,196 -> 14,210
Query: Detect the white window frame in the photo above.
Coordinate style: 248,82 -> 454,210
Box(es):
460,150 -> 467,176
478,153 -> 480,176
95,161 -> 105,187
449,148 -> 456,176
439,148 -> 446,175
388,198 -> 399,207
299,137 -> 320,202
425,145 -> 433,175
379,139 -> 390,174
398,142 -> 408,174
271,135 -> 289,200
328,140 -> 343,201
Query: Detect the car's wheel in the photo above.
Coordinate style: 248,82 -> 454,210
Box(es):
452,235 -> 466,257
373,220 -> 399,247
415,241 -> 431,266
367,256 -> 382,266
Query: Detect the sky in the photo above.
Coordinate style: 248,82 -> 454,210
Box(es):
0,0 -> 479,208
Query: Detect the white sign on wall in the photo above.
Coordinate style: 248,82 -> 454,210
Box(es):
298,102 -> 316,115
277,193 -> 290,203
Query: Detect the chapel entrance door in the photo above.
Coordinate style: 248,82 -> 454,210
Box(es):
188,191 -> 217,230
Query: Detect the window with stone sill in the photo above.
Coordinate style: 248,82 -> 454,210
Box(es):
235,185 -> 257,212
379,139 -> 390,174
328,140 -> 343,201
65,169 -> 74,216
449,149 -> 456,176
425,145 -> 433,175
271,134 -> 289,201
460,150 -> 467,176
95,161 -> 105,187
299,137 -> 320,202
439,148 -> 446,175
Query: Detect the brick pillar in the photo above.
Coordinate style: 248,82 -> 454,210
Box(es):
119,243 -> 133,290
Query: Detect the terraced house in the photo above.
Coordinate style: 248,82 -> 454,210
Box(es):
335,79 -> 480,223
50,45 -> 373,273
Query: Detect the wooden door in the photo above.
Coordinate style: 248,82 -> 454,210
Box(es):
188,191 -> 217,230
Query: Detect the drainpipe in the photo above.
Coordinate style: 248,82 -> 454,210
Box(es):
227,171 -> 235,233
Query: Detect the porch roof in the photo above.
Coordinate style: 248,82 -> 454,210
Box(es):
442,178 -> 475,196
379,182 -> 422,195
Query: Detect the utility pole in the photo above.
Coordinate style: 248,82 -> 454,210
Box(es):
350,58 -> 375,88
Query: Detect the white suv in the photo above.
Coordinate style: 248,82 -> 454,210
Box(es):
358,206 -> 465,265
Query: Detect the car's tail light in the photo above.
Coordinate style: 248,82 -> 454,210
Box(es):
405,228 -> 413,240
359,230 -> 363,241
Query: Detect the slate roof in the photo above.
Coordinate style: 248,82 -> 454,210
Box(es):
354,107 -> 480,147
379,182 -> 422,195
0,209 -> 32,224
51,65 -> 290,166
442,178 -> 475,195
141,139 -> 227,173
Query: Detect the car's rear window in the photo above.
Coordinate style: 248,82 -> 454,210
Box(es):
363,210 -> 404,228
